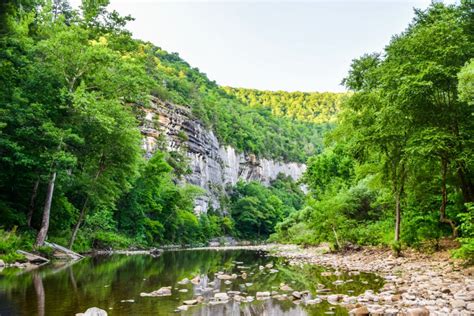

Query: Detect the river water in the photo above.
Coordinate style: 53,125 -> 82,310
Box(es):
0,249 -> 383,315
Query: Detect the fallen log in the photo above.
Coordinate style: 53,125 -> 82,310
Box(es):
44,242 -> 84,260
16,250 -> 49,264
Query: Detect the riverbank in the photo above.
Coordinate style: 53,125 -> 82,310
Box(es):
2,242 -> 473,315
257,243 -> 473,315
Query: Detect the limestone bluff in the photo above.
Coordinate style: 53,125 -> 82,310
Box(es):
140,97 -> 307,213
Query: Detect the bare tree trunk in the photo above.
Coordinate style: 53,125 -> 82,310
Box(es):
332,226 -> 341,250
395,190 -> 401,242
439,158 -> 458,237
393,162 -> 405,245
35,172 -> 56,247
27,179 -> 40,227
68,197 -> 88,249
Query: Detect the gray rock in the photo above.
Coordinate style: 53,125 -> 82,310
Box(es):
384,308 -> 399,315
467,302 -> 474,311
256,291 -> 271,299
214,292 -> 229,301
228,290 -> 241,295
142,99 -> 306,213
76,307 -> 108,316
280,284 -> 293,291
0,259 -> 5,267
306,298 -> 322,304
349,306 -> 369,315
406,307 -> 430,316
177,278 -> 189,285
327,294 -> 340,302
183,300 -> 198,305
140,287 -> 172,297
191,275 -> 200,284
451,299 -> 466,308
217,274 -> 233,280
454,291 -> 474,301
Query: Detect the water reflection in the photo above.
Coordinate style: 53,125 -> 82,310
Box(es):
0,249 -> 383,315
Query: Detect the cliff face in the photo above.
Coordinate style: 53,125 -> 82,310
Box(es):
141,98 -> 307,213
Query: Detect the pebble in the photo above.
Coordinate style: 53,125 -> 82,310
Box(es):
256,243 -> 474,315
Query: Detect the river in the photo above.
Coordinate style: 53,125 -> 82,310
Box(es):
0,249 -> 383,315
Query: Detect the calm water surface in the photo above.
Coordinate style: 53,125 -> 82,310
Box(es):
0,249 -> 383,315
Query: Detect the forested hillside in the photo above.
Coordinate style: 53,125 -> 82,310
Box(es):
0,0 -> 473,265
0,0 -> 313,257
148,49 -> 330,163
273,2 -> 474,260
224,87 -> 344,123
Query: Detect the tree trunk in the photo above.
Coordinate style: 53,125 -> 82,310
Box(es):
68,197 -> 88,249
440,158 -> 458,237
457,164 -> 474,203
35,172 -> 56,247
395,190 -> 401,242
332,226 -> 341,250
27,179 -> 40,227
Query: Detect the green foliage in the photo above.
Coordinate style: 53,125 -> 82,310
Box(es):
143,47 -> 330,163
302,145 -> 354,197
0,228 -> 32,263
0,0 -> 335,254
453,203 -> 474,262
35,245 -> 54,258
223,87 -> 344,124
274,174 -> 385,246
92,231 -> 134,250
458,59 -> 474,105
230,175 -> 305,240
116,151 -> 216,246
1,0 -> 472,257
273,2 -> 474,257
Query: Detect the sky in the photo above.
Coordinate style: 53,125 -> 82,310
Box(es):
71,0 -> 457,92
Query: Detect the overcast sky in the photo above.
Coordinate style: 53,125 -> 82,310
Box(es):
71,0 -> 458,92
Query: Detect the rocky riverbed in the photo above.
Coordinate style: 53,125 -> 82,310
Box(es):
257,244 -> 474,315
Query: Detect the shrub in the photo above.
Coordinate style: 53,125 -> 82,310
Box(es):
92,231 -> 134,250
0,227 -> 31,263
453,203 -> 474,263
